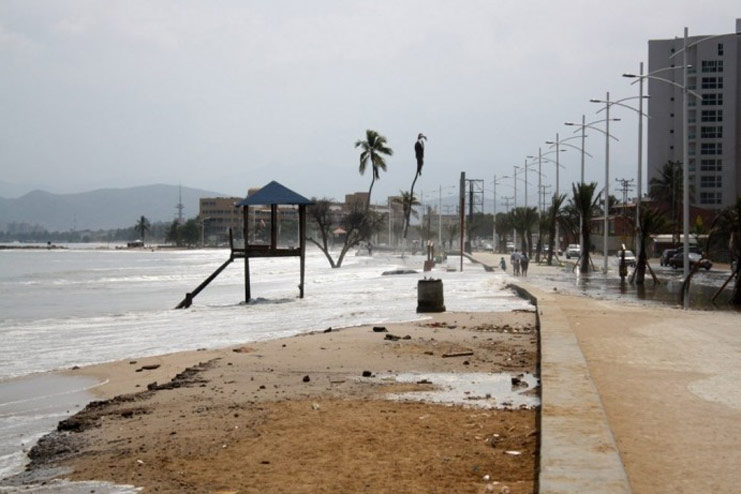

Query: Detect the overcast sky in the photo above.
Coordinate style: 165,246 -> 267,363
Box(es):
1,1 -> 739,208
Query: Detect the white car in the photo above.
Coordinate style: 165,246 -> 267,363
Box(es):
565,244 -> 581,259
616,250 -> 637,267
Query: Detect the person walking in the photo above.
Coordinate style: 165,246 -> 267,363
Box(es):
511,250 -> 521,276
499,257 -> 507,271
521,252 -> 530,277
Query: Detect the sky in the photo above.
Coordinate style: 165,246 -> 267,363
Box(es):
1,1 -> 739,209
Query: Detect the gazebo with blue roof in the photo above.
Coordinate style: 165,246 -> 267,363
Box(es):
235,181 -> 313,302
175,181 -> 313,309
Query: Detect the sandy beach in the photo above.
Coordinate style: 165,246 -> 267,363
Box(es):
16,310 -> 539,494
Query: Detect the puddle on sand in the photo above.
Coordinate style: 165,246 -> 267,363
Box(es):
385,372 -> 540,409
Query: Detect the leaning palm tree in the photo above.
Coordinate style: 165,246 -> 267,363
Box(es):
355,130 -> 393,211
546,194 -> 567,265
135,215 -> 150,242
571,182 -> 600,273
633,206 -> 667,285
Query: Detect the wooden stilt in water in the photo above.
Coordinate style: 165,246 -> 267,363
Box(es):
299,204 -> 306,298
243,206 -> 251,303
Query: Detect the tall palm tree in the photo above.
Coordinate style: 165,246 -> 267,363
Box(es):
510,207 -> 537,254
633,206 -> 667,285
571,182 -> 600,273
355,130 -> 393,211
494,212 -> 513,253
546,194 -> 567,266
135,215 -> 150,242
649,160 -> 682,241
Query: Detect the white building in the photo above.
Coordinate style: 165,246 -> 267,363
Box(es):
647,19 -> 740,210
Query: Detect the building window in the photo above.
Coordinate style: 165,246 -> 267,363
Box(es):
701,110 -> 723,122
702,93 -> 722,106
699,192 -> 722,205
718,43 -> 724,56
700,126 -> 722,138
701,60 -> 723,73
701,77 -> 723,89
700,159 -> 722,172
700,176 -> 721,188
700,142 -> 722,155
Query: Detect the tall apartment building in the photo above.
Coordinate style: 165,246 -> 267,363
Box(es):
647,19 -> 740,210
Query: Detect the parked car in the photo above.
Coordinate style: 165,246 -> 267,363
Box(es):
668,252 -> 712,270
660,246 -> 701,266
565,244 -> 581,259
616,250 -> 637,267
660,248 -> 678,266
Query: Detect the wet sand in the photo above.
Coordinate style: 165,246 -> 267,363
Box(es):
17,310 -> 540,494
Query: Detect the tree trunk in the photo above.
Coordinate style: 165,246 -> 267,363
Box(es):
579,218 -> 590,273
635,243 -> 647,285
366,176 -> 376,212
307,238 -> 337,268
547,223 -> 556,265
732,259 -> 741,306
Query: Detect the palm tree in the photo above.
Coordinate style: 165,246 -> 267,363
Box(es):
135,216 -> 150,242
535,214 -> 549,262
706,198 -> 741,305
510,207 -> 537,255
394,191 -> 420,240
355,130 -> 393,211
649,160 -> 682,241
546,194 -> 567,266
571,182 -> 601,273
633,206 -> 667,285
494,212 -> 512,253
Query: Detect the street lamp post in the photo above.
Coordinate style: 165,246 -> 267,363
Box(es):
589,92 -> 618,272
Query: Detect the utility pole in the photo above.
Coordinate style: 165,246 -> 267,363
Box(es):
615,177 -> 635,221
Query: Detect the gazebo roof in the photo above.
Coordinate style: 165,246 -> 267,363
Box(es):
236,181 -> 313,207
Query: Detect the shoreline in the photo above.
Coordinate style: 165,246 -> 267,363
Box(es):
4,310 -> 540,493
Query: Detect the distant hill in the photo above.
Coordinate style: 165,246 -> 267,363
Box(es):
0,184 -> 228,231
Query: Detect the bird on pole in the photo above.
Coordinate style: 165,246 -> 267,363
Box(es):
414,133 -> 427,177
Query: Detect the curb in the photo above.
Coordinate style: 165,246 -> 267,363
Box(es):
510,282 -> 632,494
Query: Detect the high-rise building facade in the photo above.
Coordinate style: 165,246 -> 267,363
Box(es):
647,19 -> 740,210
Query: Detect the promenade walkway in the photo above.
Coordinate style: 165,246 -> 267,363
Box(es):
474,253 -> 741,493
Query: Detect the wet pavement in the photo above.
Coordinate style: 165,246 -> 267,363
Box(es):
477,252 -> 740,312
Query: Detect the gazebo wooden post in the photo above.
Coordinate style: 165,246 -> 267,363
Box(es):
270,204 -> 278,250
243,205 -> 251,302
299,205 -> 306,298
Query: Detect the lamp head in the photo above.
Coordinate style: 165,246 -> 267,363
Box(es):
622,73 -> 637,78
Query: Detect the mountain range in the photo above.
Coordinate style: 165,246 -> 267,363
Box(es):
0,184 -> 228,231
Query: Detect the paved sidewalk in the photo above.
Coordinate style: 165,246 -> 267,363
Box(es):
473,253 -> 740,493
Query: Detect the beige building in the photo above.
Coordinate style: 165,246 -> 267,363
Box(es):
199,197 -> 242,244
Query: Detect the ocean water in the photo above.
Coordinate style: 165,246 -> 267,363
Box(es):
0,246 -> 531,487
